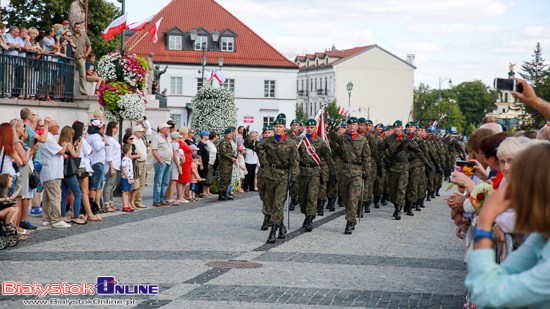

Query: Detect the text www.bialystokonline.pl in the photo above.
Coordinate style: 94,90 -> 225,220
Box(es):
22,298 -> 136,306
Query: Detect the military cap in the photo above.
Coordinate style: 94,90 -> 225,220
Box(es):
417,123 -> 425,129
329,120 -> 338,125
365,120 -> 373,125
358,117 -> 366,124
223,128 -> 234,134
276,113 -> 286,119
265,125 -> 274,131
405,121 -> 416,127
339,123 -> 348,129
300,121 -> 307,126
347,117 -> 358,124
393,120 -> 403,127
291,119 -> 299,125
273,118 -> 286,125
376,123 -> 384,129
384,126 -> 392,131
305,119 -> 317,126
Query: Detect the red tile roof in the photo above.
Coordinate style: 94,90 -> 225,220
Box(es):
297,45 -> 375,70
126,0 -> 297,69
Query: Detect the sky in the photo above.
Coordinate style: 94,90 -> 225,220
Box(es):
4,0 -> 549,90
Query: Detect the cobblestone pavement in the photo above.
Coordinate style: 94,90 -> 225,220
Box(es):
0,182 -> 467,308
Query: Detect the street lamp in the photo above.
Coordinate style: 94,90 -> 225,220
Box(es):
437,77 -> 452,131
346,81 -> 353,121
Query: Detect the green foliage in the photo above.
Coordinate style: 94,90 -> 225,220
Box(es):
295,103 -> 307,122
103,82 -> 129,111
414,83 -> 467,133
451,81 -> 497,127
519,43 -> 550,129
1,0 -> 120,57
464,123 -> 477,137
325,99 -> 345,123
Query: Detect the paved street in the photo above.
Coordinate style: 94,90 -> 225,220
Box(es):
0,185 -> 467,308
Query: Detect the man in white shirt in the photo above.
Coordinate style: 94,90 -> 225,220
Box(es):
151,123 -> 172,206
243,131 -> 259,192
143,116 -> 152,136
39,120 -> 70,228
133,125 -> 148,208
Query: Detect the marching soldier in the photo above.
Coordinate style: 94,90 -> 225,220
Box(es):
328,117 -> 370,234
296,119 -> 335,231
381,125 -> 393,205
217,128 -> 237,201
379,121 -> 431,220
326,120 -> 340,211
372,123 -> 385,208
405,121 -> 423,212
256,118 -> 299,244
357,118 -> 378,216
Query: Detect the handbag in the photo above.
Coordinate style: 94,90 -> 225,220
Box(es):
75,167 -> 88,179
28,167 -> 40,189
64,157 -> 82,177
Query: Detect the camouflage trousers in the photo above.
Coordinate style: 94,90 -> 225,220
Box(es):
265,177 -> 289,226
339,174 -> 363,222
417,165 -> 427,199
318,178 -> 327,201
290,181 -> 299,199
436,171 -> 443,190
360,168 -> 375,202
327,177 -> 338,199
257,171 -> 270,216
383,170 -> 391,196
389,170 -> 409,206
374,167 -> 386,198
298,174 -> 320,218
406,165 -> 421,203
427,168 -> 436,192
218,163 -> 233,193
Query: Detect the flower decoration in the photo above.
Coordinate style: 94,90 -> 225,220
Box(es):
446,165 -> 475,191
469,183 -> 494,213
97,50 -> 149,121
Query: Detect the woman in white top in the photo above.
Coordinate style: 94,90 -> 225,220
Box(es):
102,122 -> 121,212
72,121 -> 101,221
205,132 -> 218,197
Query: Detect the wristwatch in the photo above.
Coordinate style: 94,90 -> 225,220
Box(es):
474,226 -> 494,242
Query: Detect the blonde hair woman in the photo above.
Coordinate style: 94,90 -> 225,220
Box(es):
58,126 -> 85,225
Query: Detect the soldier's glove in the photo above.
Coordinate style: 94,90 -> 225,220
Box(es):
330,175 -> 338,183
377,166 -> 383,178
383,157 -> 392,170
425,163 -> 433,171
362,171 -> 368,180
288,180 -> 296,191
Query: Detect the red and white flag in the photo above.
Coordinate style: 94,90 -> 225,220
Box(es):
433,121 -> 438,126
127,14 -> 155,31
302,136 -> 321,165
207,70 -> 213,81
213,70 -> 226,83
352,105 -> 358,113
316,109 -> 330,149
103,13 -> 128,41
338,106 -> 345,115
148,17 -> 163,43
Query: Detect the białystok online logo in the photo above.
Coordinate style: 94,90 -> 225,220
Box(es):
2,277 -> 158,297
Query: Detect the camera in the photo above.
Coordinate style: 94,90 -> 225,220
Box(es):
494,78 -> 523,93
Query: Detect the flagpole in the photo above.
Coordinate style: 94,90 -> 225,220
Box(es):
127,30 -> 149,51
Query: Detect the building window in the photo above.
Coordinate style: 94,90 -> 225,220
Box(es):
170,77 -> 182,95
168,36 -> 182,50
310,79 -> 313,92
263,116 -> 274,127
197,78 -> 203,90
301,80 -> 304,90
504,93 -> 508,102
325,58 -> 328,65
264,80 -> 275,98
315,78 -> 317,91
221,37 -> 234,51
170,114 -> 182,127
325,77 -> 327,91
503,108 -> 506,113
195,36 -> 207,50
221,78 -> 235,92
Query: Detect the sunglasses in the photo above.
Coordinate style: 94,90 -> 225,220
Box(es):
129,138 -> 134,140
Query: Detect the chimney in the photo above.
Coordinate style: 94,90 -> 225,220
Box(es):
406,54 -> 415,65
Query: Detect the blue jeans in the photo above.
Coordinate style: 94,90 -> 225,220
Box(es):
90,163 -> 104,191
61,175 -> 82,218
153,162 -> 170,203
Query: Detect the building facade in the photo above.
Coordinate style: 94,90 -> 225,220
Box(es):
486,90 -> 526,130
295,45 -> 416,124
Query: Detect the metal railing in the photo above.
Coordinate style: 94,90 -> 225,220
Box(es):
155,93 -> 167,108
0,51 -> 74,101
317,89 -> 326,95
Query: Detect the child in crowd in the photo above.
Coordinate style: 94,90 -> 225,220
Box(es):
94,110 -> 104,121
237,146 -> 247,193
0,174 -> 23,239
85,53 -> 106,96
189,153 -> 202,202
120,144 -> 134,212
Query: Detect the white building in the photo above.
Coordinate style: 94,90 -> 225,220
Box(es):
127,0 -> 298,133
486,89 -> 527,130
295,45 -> 416,124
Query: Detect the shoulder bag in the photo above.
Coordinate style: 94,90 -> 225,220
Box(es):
64,156 -> 82,178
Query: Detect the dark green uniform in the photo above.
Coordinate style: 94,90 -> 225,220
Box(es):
217,136 -> 236,194
372,133 -> 385,206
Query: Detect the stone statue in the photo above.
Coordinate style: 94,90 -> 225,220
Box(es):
147,53 -> 155,94
154,65 -> 168,82
508,62 -> 516,77
69,0 -> 86,33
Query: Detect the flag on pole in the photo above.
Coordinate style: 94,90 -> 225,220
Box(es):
148,17 -> 163,43
207,70 -> 213,81
338,106 -> 345,115
103,13 -> 128,41
127,14 -> 155,31
352,105 -> 358,113
213,70 -> 226,83
316,109 -> 330,149
409,104 -> 414,122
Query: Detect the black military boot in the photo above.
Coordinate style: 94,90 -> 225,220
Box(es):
302,217 -> 308,228
327,198 -> 335,210
261,215 -> 270,230
338,196 -> 344,207
426,191 -> 431,201
405,201 -> 414,216
357,201 -> 363,218
304,216 -> 314,232
415,199 -> 422,211
278,223 -> 286,239
289,198 -> 297,211
218,192 -> 227,201
394,205 -> 402,220
364,201 -> 371,213
352,219 -> 357,230
381,194 -> 388,205
225,192 -> 234,200
344,221 -> 353,234
430,191 -> 436,199
317,200 -> 325,216
266,225 -> 278,243
373,196 -> 380,208
436,189 -> 440,197
419,198 -> 425,208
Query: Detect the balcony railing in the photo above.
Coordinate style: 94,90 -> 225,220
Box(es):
317,89 -> 327,95
155,93 -> 167,108
1,51 -> 75,101
297,90 -> 307,96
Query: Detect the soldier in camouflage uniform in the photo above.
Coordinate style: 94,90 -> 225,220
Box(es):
405,122 -> 425,213
372,123 -> 385,208
256,118 -> 300,244
244,125 -> 274,230
415,124 -> 431,209
379,121 -> 432,220
297,119 -> 335,231
357,118 -> 378,216
217,128 -> 237,201
381,126 -> 393,205
328,117 -> 370,234
325,120 -> 340,211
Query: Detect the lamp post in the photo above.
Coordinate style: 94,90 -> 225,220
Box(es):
346,81 -> 353,122
117,0 -> 125,52
437,77 -> 452,131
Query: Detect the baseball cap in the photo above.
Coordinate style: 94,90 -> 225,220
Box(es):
63,20 -> 70,25
190,144 -> 199,151
158,123 -> 171,129
91,118 -> 101,127
133,125 -> 144,132
171,131 -> 183,139
200,130 -> 211,137
238,145 -> 245,151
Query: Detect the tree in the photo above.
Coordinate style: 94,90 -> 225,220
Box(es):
451,81 -> 497,127
1,0 -> 120,57
325,99 -> 345,123
295,103 -> 307,122
519,43 -> 550,128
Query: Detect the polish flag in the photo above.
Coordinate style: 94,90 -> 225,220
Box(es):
207,70 -> 213,81
316,109 -> 330,149
213,70 -> 226,83
352,105 -> 358,113
148,17 -> 163,43
103,13 -> 128,41
127,14 -> 155,31
338,106 -> 345,115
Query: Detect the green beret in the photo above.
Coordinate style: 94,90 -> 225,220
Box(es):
305,119 -> 317,126
300,121 -> 307,126
366,120 -> 373,125
339,123 -> 347,129
224,128 -> 234,134
329,120 -> 338,125
358,117 -> 366,124
265,125 -> 274,131
291,119 -> 299,125
273,118 -> 286,125
376,123 -> 384,129
405,121 -> 416,127
393,120 -> 403,127
417,123 -> 425,129
347,117 -> 358,124
384,126 -> 392,131
276,113 -> 286,119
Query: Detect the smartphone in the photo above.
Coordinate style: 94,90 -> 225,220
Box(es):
28,137 -> 38,148
455,160 -> 475,168
494,78 -> 523,93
